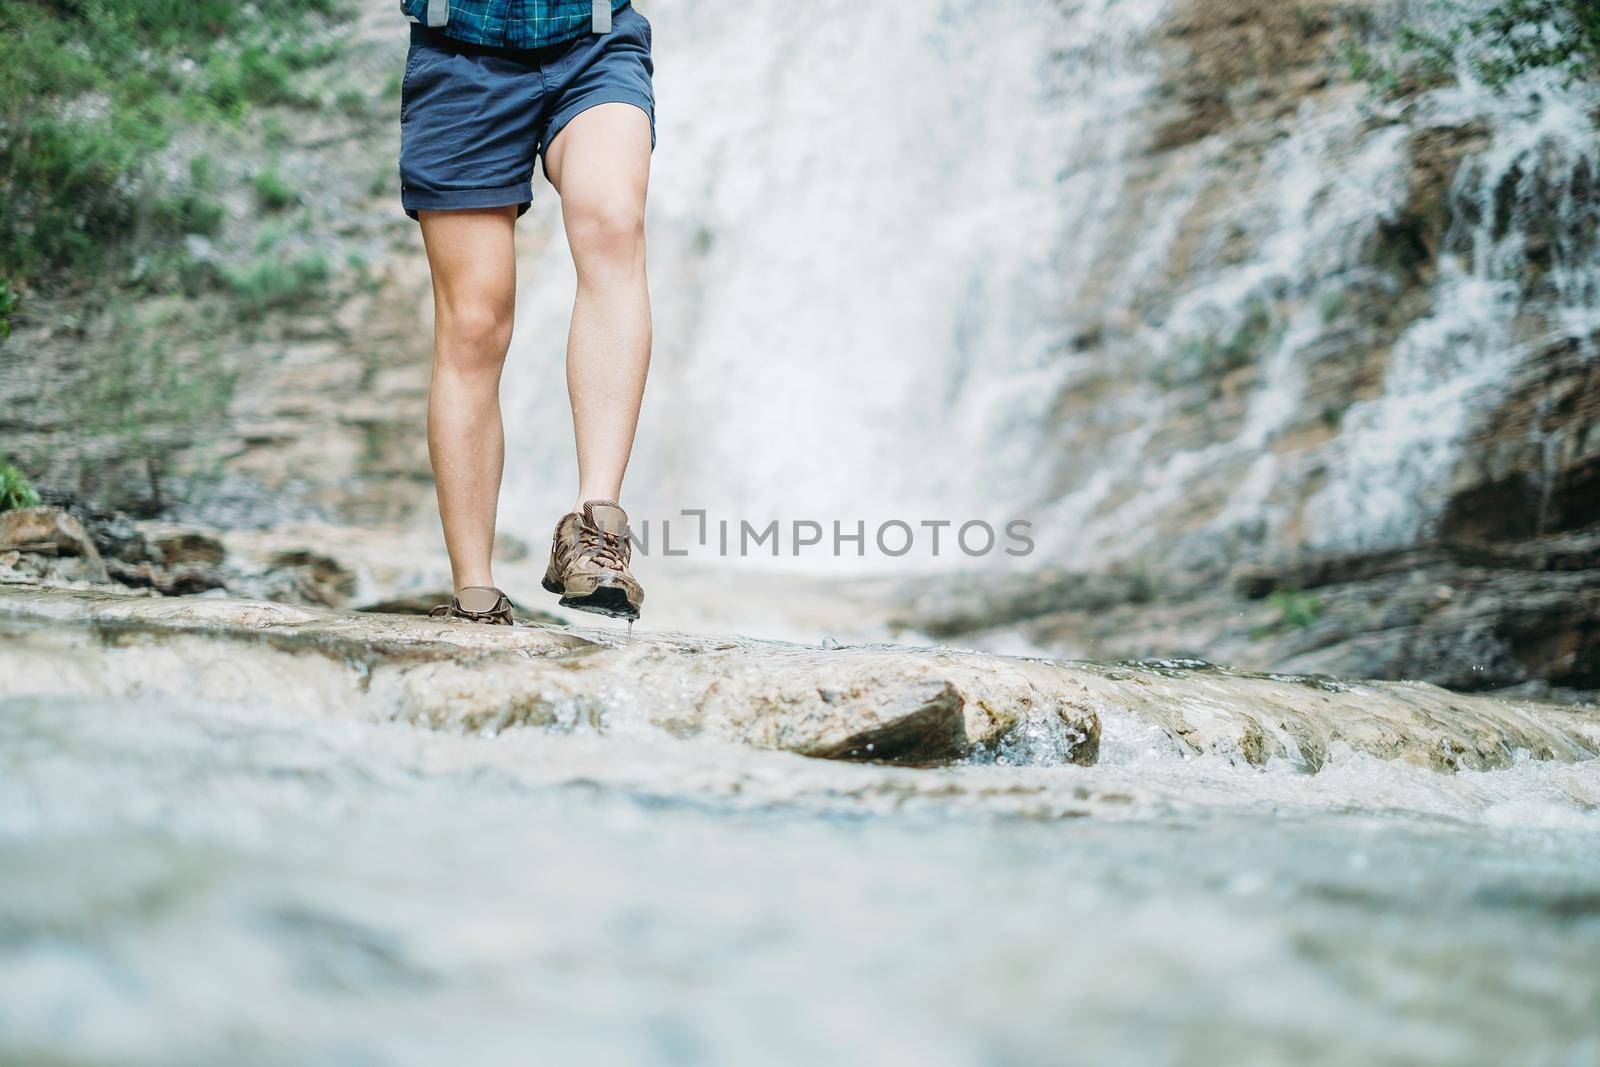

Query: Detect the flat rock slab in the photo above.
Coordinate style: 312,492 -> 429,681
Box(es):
1063,660 -> 1600,772
0,585 -> 1098,766
2,585 -> 1596,771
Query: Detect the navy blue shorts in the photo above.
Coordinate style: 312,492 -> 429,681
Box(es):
398,4 -> 654,220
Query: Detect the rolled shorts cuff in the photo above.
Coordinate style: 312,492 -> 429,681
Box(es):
540,89 -> 656,178
402,181 -> 534,220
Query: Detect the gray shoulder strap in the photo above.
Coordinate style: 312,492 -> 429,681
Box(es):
427,0 -> 449,27
592,0 -> 612,33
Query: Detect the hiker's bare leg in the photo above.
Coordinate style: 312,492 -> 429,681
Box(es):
543,102 -> 653,511
418,206 -> 518,591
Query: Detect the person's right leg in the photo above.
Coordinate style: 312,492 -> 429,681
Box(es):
418,205 -> 518,593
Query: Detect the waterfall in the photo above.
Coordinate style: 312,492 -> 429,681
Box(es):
498,0 -> 1169,563
1305,72 -> 1600,550
497,0 -> 1600,572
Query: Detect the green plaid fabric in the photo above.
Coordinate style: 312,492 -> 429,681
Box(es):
401,0 -> 629,48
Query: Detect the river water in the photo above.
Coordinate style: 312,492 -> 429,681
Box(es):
3,690 -> 1597,1065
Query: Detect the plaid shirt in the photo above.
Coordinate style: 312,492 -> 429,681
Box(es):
401,0 -> 629,48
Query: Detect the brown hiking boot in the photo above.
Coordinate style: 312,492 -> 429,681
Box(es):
428,585 -> 514,625
541,500 -> 644,620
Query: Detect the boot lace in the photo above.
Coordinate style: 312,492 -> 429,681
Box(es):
579,523 -> 629,571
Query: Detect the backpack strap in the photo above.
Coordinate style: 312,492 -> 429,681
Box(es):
592,0 -> 612,33
426,0 -> 449,27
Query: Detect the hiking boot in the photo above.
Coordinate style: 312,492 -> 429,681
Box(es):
541,500 -> 644,620
428,585 -> 514,625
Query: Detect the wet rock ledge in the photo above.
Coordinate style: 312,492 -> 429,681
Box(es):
2,585 -> 1597,772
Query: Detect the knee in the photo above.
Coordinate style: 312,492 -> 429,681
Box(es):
566,196 -> 645,274
436,300 -> 512,375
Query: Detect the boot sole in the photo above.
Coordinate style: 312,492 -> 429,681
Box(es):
542,576 -> 640,621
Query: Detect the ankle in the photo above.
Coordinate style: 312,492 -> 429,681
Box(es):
573,494 -> 621,512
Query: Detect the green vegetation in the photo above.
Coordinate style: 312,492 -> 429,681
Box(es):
1339,38 -> 1405,96
369,162 -> 399,199
1319,289 -> 1350,324
3,2 -> 386,515
0,0 -> 353,290
0,462 -> 42,512
1405,0 -> 1600,89
1345,0 -> 1600,95
222,251 -> 332,314
0,280 -> 16,339
334,87 -> 371,119
252,168 -> 301,213
67,328 -> 237,510
1253,590 -> 1325,637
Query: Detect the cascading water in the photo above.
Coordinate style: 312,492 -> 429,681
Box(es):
498,0 -> 1169,562
1031,5 -> 1600,569
1305,66 -> 1600,551
497,0 -> 1598,576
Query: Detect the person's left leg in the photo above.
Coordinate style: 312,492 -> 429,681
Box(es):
542,101 -> 654,512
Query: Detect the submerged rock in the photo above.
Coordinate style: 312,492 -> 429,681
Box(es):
2,585 -> 1595,773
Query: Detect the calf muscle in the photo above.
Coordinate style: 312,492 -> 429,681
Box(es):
419,207 -> 519,591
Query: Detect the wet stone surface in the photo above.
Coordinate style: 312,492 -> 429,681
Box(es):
3,584 -> 1596,773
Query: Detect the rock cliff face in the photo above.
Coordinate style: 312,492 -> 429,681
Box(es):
0,5 -> 438,529
901,0 -> 1600,693
1038,0 -> 1599,567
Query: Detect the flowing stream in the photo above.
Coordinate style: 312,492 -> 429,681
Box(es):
2,690 -> 1598,1064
